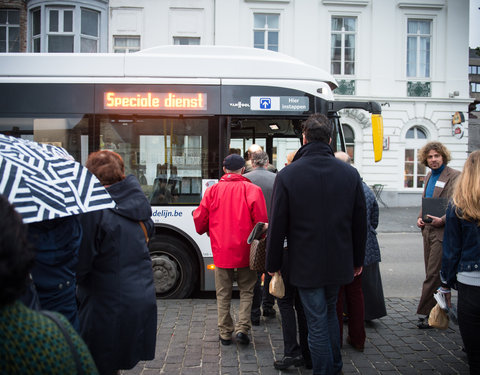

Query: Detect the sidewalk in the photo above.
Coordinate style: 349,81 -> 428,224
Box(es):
122,207 -> 469,374
124,297 -> 468,375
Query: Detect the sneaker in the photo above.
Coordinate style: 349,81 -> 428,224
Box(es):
219,335 -> 232,346
262,307 -> 276,318
235,332 -> 250,345
273,355 -> 304,370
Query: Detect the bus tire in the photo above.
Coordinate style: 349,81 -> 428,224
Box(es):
149,235 -> 197,299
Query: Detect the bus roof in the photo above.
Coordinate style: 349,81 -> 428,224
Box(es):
0,45 -> 338,89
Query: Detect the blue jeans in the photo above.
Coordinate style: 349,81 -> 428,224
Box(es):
298,285 -> 342,375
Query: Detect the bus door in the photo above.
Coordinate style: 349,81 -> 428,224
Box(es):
228,117 -> 303,171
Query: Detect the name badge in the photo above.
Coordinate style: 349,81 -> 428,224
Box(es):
435,181 -> 446,188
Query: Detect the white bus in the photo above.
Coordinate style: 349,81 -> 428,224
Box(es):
0,46 -> 383,298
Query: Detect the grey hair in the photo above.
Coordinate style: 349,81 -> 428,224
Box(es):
251,151 -> 269,167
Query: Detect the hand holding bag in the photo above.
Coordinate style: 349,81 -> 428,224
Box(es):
428,303 -> 449,330
269,272 -> 285,299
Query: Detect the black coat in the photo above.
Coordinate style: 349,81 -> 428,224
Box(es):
77,175 -> 157,374
266,141 -> 367,288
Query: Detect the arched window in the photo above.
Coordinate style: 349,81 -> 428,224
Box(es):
404,126 -> 427,188
342,124 -> 355,162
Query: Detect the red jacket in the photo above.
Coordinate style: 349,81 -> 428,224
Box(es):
193,173 -> 268,268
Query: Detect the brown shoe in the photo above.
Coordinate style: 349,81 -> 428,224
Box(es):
346,336 -> 364,352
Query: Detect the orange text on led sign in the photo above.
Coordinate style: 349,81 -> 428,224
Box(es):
104,92 -> 207,110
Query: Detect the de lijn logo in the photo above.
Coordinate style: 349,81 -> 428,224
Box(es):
260,98 -> 272,109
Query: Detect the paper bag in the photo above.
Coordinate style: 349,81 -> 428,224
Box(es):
269,272 -> 285,299
428,303 -> 449,330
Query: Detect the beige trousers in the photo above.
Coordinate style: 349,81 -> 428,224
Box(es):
215,267 -> 257,339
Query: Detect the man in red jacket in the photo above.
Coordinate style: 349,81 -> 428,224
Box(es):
193,154 -> 268,346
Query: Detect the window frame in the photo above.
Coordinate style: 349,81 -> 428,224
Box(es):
253,13 -> 280,52
0,8 -> 21,52
80,8 -> 100,53
404,126 -> 428,189
113,35 -> 141,53
406,18 -> 432,79
330,16 -> 357,76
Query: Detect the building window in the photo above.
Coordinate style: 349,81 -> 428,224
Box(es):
114,36 -> 140,53
253,14 -> 279,52
173,37 -> 200,45
469,65 -> 480,74
471,82 -> 480,93
30,6 -> 102,53
80,8 -> 99,53
407,19 -> 431,78
0,9 -> 20,52
342,124 -> 355,162
32,8 -> 41,52
404,126 -> 427,188
47,8 -> 74,52
331,16 -> 356,75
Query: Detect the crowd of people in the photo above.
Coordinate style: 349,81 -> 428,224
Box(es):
195,114 -> 388,374
1,114 -> 478,375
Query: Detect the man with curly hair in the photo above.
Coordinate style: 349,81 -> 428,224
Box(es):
416,141 -> 460,329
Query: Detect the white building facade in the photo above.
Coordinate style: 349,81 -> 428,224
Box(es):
5,0 -> 469,206
108,0 -> 470,207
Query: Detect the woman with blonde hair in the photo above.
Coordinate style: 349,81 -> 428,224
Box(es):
441,150 -> 480,374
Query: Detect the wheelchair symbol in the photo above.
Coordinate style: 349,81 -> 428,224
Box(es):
260,98 -> 271,109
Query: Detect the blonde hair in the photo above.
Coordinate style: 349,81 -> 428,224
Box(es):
286,150 -> 297,165
452,150 -> 480,224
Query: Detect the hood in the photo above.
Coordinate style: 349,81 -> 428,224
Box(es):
107,174 -> 152,221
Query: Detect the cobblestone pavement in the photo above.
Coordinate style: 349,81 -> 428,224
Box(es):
122,297 -> 469,375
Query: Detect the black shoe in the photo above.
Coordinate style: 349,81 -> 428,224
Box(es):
273,355 -> 304,370
235,332 -> 250,345
263,307 -> 276,318
417,321 -> 432,329
251,318 -> 260,326
418,315 -> 428,322
219,335 -> 232,346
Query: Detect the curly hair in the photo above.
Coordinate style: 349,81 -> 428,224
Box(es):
86,150 -> 125,186
418,141 -> 451,167
302,113 -> 333,144
453,150 -> 480,224
0,195 -> 34,307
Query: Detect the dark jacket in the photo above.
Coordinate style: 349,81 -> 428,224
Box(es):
28,216 -> 82,330
363,182 -> 381,266
77,174 -> 156,374
266,141 -> 367,288
441,203 -> 480,288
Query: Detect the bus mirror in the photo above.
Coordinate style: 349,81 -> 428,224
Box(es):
371,114 -> 383,162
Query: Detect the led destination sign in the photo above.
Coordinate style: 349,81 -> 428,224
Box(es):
104,92 -> 207,110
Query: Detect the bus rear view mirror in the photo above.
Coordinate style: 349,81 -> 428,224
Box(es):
371,114 -> 383,162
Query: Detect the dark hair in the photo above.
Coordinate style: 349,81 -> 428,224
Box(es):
418,141 -> 451,167
0,195 -> 34,307
86,150 -> 125,186
302,113 -> 333,144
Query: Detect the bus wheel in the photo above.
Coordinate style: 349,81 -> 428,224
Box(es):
149,235 -> 197,299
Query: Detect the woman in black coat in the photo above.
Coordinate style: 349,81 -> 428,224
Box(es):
77,150 -> 157,375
